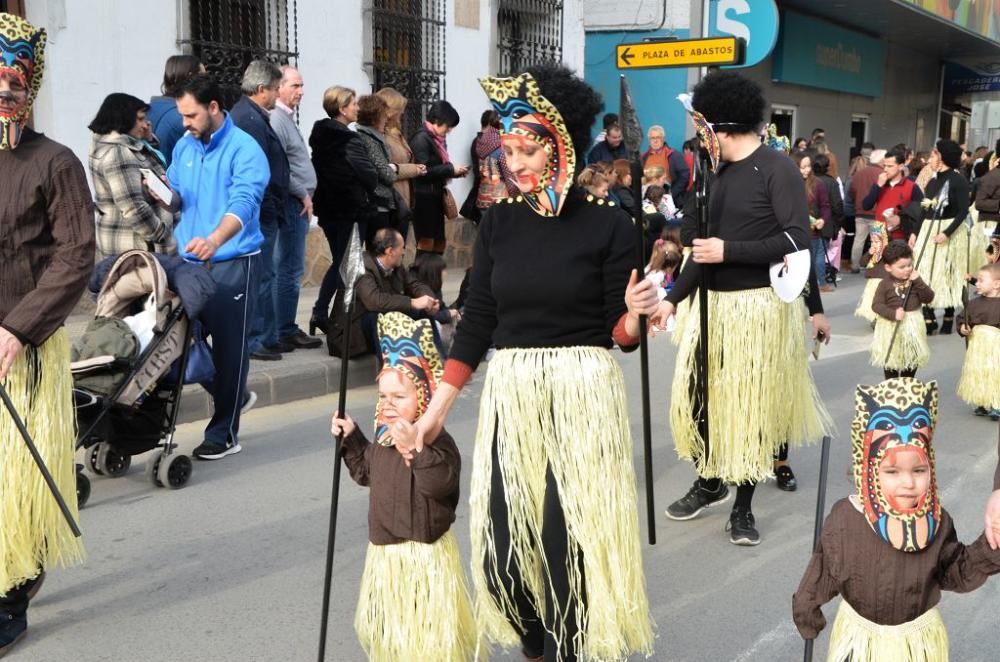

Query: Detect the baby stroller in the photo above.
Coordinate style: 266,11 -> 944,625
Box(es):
72,250 -> 199,507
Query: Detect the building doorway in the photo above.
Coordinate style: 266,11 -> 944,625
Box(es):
770,104 -> 796,143
850,114 -> 869,161
1,0 -> 26,15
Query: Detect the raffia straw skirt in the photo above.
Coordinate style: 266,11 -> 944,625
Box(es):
970,219 -> 998,265
828,600 -> 948,662
470,347 -> 654,661
354,530 -> 480,661
957,325 -> 1000,410
669,287 -> 831,484
913,219 -> 968,308
855,278 -> 882,322
0,329 -> 83,594
870,311 -> 929,371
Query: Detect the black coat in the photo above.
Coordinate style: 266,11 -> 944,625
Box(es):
310,118 -> 378,224
409,127 -> 456,197
230,97 -> 289,224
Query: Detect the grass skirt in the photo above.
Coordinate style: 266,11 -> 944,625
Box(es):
970,220 -> 998,267
0,329 -> 83,594
855,278 -> 882,322
354,530 -> 481,661
669,287 -> 831,484
828,600 -> 948,662
470,347 -> 653,661
957,325 -> 1000,409
870,311 -> 929,370
913,219 -> 968,309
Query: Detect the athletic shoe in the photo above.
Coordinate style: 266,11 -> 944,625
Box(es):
0,612 -> 26,658
726,508 -> 761,546
241,391 -> 257,415
975,406 -> 989,417
192,441 -> 242,461
665,480 -> 731,521
991,409 -> 1000,422
775,465 -> 797,492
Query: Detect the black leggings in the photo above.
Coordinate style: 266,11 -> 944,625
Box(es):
485,439 -> 585,662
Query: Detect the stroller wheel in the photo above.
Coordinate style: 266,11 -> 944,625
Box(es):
96,442 -> 131,478
157,453 -> 192,490
87,445 -> 105,476
146,451 -> 165,487
76,471 -> 91,509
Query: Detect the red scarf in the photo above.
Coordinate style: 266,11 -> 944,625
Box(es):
424,121 -> 450,164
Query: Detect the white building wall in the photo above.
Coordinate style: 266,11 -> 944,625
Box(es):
23,0 -> 585,205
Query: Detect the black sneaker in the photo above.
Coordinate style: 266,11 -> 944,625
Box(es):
266,340 -> 296,353
0,612 -> 27,658
726,508 -> 761,546
665,480 -> 731,521
775,465 -> 797,492
975,406 -> 989,417
250,348 -> 282,361
193,441 -> 242,461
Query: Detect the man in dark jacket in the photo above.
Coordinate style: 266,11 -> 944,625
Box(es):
356,228 -> 439,351
587,125 -> 627,164
231,59 -> 290,361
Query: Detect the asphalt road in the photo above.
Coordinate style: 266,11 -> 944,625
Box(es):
16,274 -> 1000,662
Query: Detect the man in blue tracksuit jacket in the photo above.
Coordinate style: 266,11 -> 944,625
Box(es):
160,74 -> 269,460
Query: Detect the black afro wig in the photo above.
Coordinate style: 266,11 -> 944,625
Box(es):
691,70 -> 766,133
520,62 -> 604,176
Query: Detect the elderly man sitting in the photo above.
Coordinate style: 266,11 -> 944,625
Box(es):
331,228 -> 440,355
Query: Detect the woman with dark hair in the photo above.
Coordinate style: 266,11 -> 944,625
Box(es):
409,100 -> 469,255
461,109 -> 516,223
309,85 -> 378,334
408,64 -> 655,661
147,54 -> 203,166
611,157 -> 639,218
88,92 -> 177,258
812,151 -> 845,291
652,71 -> 831,546
794,150 -> 833,291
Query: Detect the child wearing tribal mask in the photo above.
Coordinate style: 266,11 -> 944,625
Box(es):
793,379 -> 1000,661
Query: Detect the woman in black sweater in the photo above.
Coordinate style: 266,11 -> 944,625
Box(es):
403,65 -> 656,662
409,100 -> 469,255
652,72 -> 832,546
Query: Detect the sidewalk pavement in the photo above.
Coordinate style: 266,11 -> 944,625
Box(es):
65,271 -> 466,425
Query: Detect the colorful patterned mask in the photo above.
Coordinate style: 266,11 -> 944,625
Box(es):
764,124 -> 790,154
0,13 -> 46,151
479,73 -> 574,217
373,312 -> 443,447
850,378 -> 941,552
869,220 -> 889,265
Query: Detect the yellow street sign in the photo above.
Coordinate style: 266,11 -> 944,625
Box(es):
616,37 -> 742,70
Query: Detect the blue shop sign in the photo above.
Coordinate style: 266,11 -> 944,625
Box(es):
944,61 -> 1000,95
772,10 -> 885,97
707,0 -> 779,69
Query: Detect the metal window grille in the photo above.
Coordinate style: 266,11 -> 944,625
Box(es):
181,0 -> 298,109
497,0 -> 563,75
368,0 -> 446,139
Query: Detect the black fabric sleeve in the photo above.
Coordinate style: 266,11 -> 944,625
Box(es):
862,183 -> 881,212
669,150 -> 690,202
604,211 -> 639,353
345,135 -> 378,193
805,262 -> 824,315
943,174 -> 972,236
411,132 -> 456,181
448,210 -> 498,369
724,157 -> 810,264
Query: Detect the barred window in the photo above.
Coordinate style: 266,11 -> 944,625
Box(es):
497,0 -> 563,75
367,0 -> 446,139
180,0 -> 299,108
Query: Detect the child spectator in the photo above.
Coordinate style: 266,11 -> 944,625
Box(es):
645,238 -> 682,300
330,312 -> 478,660
794,379 -> 1000,662
957,262 -> 1000,419
577,161 -> 615,199
870,240 -> 935,379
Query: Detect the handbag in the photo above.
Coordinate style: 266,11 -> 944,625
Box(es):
181,320 -> 216,385
443,187 -> 459,221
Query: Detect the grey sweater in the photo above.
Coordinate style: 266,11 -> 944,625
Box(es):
270,102 -> 317,201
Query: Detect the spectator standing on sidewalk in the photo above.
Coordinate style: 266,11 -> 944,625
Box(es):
269,65 -> 322,350
0,14 -> 95,656
861,147 -> 923,244
587,123 -> 627,164
158,74 -> 269,460
148,54 -> 203,167
376,87 -> 425,243
848,148 -> 885,272
231,60 -> 291,362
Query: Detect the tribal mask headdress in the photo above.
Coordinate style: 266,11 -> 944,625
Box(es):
764,123 -> 790,154
850,378 -> 941,552
869,219 -> 889,265
373,312 -> 443,447
479,73 -> 574,217
0,13 -> 46,151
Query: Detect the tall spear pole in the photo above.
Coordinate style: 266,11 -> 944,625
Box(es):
619,75 -> 656,545
802,435 -> 832,662
694,149 -> 711,465
317,224 -> 365,662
